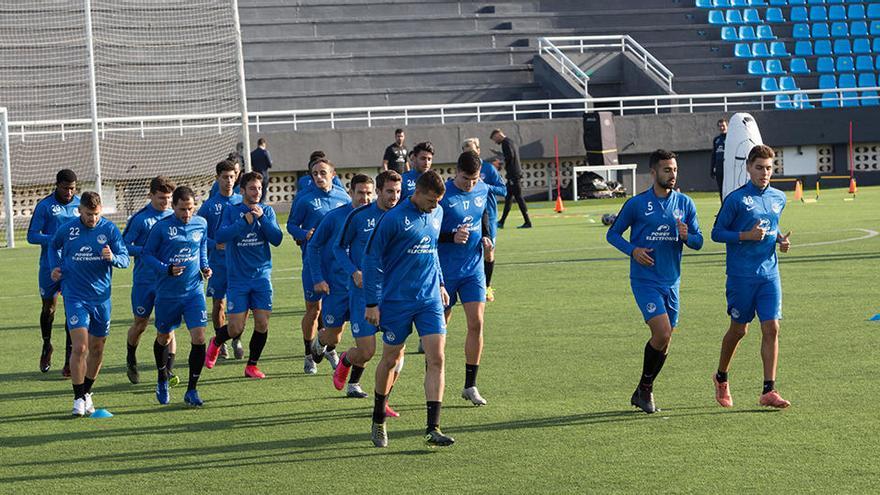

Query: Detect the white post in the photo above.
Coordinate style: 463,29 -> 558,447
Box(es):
83,0 -> 103,198
1,107 -> 13,248
231,0 -> 252,172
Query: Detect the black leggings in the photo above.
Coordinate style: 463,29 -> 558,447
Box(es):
500,178 -> 530,225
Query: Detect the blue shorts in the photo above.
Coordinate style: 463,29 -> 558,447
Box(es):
322,289 -> 350,328
726,276 -> 782,324
131,281 -> 157,318
206,263 -> 228,300
301,266 -> 323,303
632,283 -> 680,328
155,293 -> 208,334
65,298 -> 112,337
38,266 -> 61,299
379,299 -> 446,346
444,273 -> 487,309
227,277 -> 273,314
349,287 -> 379,338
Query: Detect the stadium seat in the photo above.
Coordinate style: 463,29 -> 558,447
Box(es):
753,42 -> 771,57
761,77 -> 780,91
793,93 -> 815,109
841,90 -> 860,107
851,21 -> 868,37
852,38 -> 870,55
818,74 -> 837,89
766,59 -> 785,74
735,43 -> 752,57
861,91 -> 879,106
757,25 -> 776,39
874,39 -> 880,54
839,73 -> 856,88
713,0 -> 731,6
727,10 -> 745,24
877,55 -> 880,71
857,73 -> 876,88
748,60 -> 766,74
722,26 -> 739,40
817,56 -> 835,72
855,55 -> 875,72
791,6 -> 808,22
833,39 -> 852,54
696,0 -> 712,7
768,0 -> 786,5
837,56 -> 854,72
827,5 -> 845,21
770,41 -> 789,56
780,76 -> 799,90
795,40 -> 813,56
869,4 -> 880,20
774,94 -> 797,109
766,7 -> 786,22
790,57 -> 811,73
732,0 -> 748,7
815,39 -> 832,55
739,25 -> 758,40
848,4 -> 866,21
709,10 -> 726,24
789,0 -> 805,5
793,23 -> 811,38
829,22 -> 848,37
812,23 -> 831,38
821,92 -> 841,107
826,0 -> 842,4
810,6 -> 828,21
870,21 -> 880,36
743,8 -> 762,23
807,0 -> 824,4
748,0 -> 768,5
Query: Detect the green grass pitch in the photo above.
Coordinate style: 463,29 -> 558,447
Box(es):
1,187 -> 878,493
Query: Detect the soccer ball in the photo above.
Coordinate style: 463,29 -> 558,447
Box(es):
601,213 -> 617,226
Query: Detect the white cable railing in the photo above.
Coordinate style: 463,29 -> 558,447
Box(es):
6,87 -> 879,138
536,37 -> 590,97
538,35 -> 675,92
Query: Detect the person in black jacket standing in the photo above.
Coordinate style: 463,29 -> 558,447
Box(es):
710,119 -> 727,201
491,129 -> 531,229
251,137 -> 273,201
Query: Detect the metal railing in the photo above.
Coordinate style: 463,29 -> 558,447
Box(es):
538,35 -> 675,92
536,37 -> 590,97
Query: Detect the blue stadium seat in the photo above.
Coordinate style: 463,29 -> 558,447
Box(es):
696,0 -> 712,7
833,39 -> 852,54
818,74 -> 837,89
753,42 -> 772,57
794,40 -> 813,56
779,76 -> 799,90
727,9 -> 745,23
857,73 -> 876,88
869,4 -> 880,20
842,90 -> 860,107
827,5 -> 846,21
815,39 -> 832,55
761,77 -> 780,91
839,73 -> 856,88
870,21 -> 880,36
731,0 -> 748,6
837,56 -> 854,72
812,23 -> 831,38
789,0 -> 806,5
791,6 -> 808,21
793,93 -> 815,109
855,55 -> 875,72
853,38 -> 870,54
747,60 -> 766,74
848,4 -> 866,21
757,25 -> 776,39
766,7 -> 786,22
874,39 -> 880,54
826,0 -> 842,4
807,0 -> 824,4
790,57 -> 811,73
735,43 -> 753,57
770,41 -> 789,56
713,0 -> 731,6
766,59 -> 785,74
748,0 -> 768,5
739,25 -> 759,40
793,23 -> 811,38
877,55 -> 880,71
709,10 -> 726,24
768,0 -> 786,5
821,92 -> 841,107
817,56 -> 835,72
744,8 -> 762,22
774,94 -> 797,109
850,21 -> 868,36
829,22 -> 848,37
861,91 -> 879,107
810,6 -> 828,21
722,26 -> 739,40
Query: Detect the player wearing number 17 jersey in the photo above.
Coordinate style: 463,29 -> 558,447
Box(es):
606,150 -> 703,414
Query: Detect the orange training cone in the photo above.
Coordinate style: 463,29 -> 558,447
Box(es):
849,178 -> 858,195
555,196 -> 565,213
794,180 -> 803,201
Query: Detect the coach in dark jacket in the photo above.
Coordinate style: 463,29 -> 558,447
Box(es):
491,129 -> 531,229
250,137 -> 272,200
710,119 -> 727,200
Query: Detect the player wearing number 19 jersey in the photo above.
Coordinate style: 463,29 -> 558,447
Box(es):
606,150 -> 703,414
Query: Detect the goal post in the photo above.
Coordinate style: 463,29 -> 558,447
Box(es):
0,107 -> 12,248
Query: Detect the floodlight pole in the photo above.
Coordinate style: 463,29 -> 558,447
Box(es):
1,107 -> 14,248
83,0 -> 103,198
231,0 -> 252,172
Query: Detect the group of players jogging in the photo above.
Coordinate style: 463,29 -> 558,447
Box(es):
28,136 -> 791,448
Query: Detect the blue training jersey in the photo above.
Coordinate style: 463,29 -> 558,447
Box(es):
123,203 -> 172,285
711,181 -> 786,280
142,215 -> 209,299
334,202 -> 387,281
400,170 -> 422,200
287,185 -> 351,256
297,174 -> 344,194
438,179 -> 489,280
480,160 -> 507,216
49,217 -> 129,302
307,204 -> 354,293
27,193 -> 81,269
209,181 -> 241,198
606,188 -> 703,286
197,192 -> 243,269
363,198 -> 444,306
216,202 -> 283,281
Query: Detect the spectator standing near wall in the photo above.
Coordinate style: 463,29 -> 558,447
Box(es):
251,137 -> 273,202
382,129 -> 409,174
710,119 -> 727,201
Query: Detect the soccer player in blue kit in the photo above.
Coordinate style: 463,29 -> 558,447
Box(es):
49,192 -> 129,416
439,151 -> 493,406
198,161 -> 245,361
205,172 -> 283,378
122,175 -> 175,384
28,169 -> 80,375
606,150 -> 703,414
287,158 -> 351,374
400,142 -> 434,200
363,170 -> 454,448
297,150 -> 345,193
332,171 -> 404,416
711,145 -> 792,409
143,186 -> 212,406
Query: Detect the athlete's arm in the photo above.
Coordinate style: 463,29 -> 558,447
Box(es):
682,200 -> 704,250
141,222 -> 168,274
363,217 -> 391,307
196,203 -> 218,251
606,199 -> 636,256
286,196 -> 309,240
306,219 -> 330,286
333,210 -> 359,278
482,163 -> 507,196
199,226 -> 210,271
26,203 -> 50,246
711,197 -> 742,243
107,226 -> 130,269
48,228 -> 65,272
122,215 -> 144,257
258,206 -> 284,247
